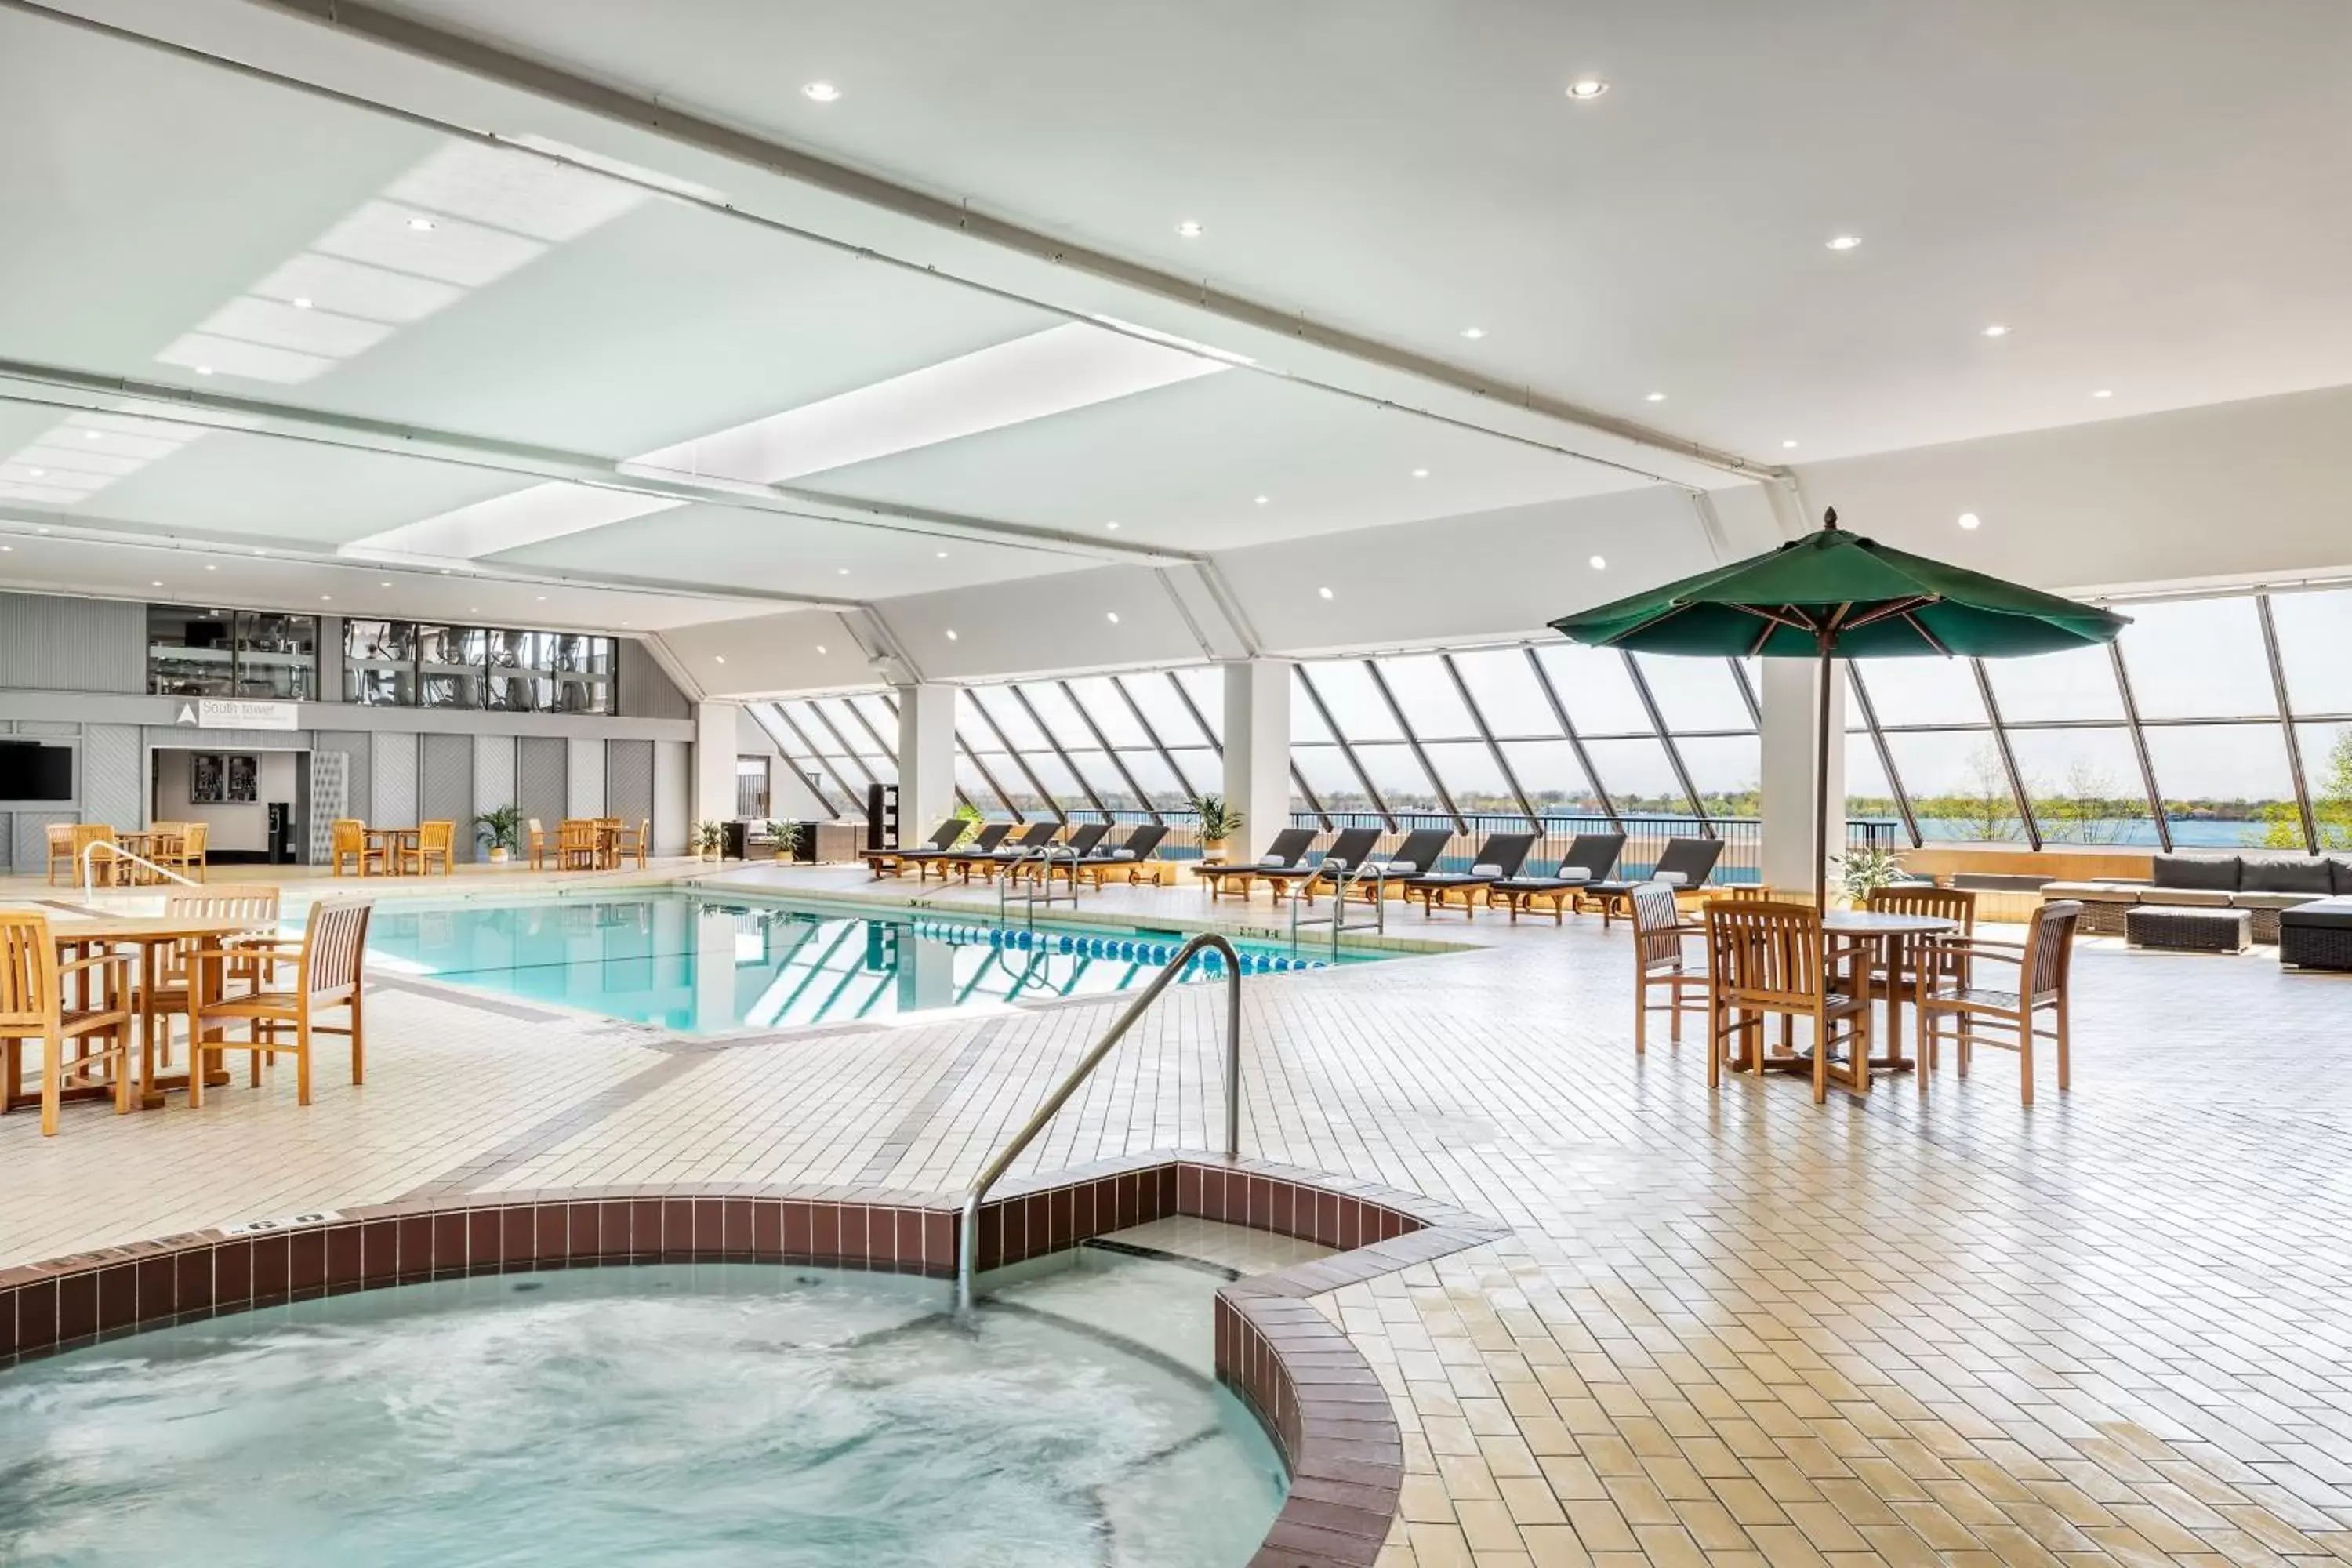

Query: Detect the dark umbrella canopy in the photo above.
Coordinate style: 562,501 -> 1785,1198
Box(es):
1550,513 -> 2129,658
1549,510 -> 2128,908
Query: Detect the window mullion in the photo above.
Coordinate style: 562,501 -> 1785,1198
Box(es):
1521,646 -> 1619,826
964,693 -> 1064,823
1059,680 -> 1163,824
802,702 -> 878,792
2105,641 -> 2172,854
760,703 -> 850,818
954,726 -> 1024,822
1109,673 -> 1193,822
1363,659 -> 1465,832
1620,651 -> 1710,835
1294,664 -> 1394,831
2256,593 -> 2320,854
1842,666 -> 1922,850
1441,651 -> 1540,826
1971,661 -> 2042,851
840,696 -> 902,772
1007,685 -> 1108,818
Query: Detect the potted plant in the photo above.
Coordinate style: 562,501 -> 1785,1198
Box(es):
763,819 -> 803,861
949,802 -> 984,848
1189,794 -> 1243,860
695,820 -> 724,862
1834,844 -> 1907,908
474,804 -> 522,865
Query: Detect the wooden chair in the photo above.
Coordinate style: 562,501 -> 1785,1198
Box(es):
188,898 -> 373,1109
0,913 -> 135,1136
557,819 -> 601,870
1630,882 -> 1707,1054
160,821 -> 209,882
45,823 -> 77,886
69,822 -> 121,887
1704,900 -> 1872,1103
1914,899 -> 2082,1106
331,818 -> 385,877
143,885 -> 282,1070
402,821 -> 456,877
1864,884 -> 1977,1010
612,818 -> 649,869
526,818 -> 550,871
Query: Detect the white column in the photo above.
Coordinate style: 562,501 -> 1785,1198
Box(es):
894,682 -> 957,847
1221,659 -> 1293,862
1758,657 -> 1846,901
693,701 -> 738,833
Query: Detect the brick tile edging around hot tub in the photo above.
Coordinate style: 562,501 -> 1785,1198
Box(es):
0,1154 -> 1505,1568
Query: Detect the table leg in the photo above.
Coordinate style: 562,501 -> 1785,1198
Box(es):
138,942 -> 165,1109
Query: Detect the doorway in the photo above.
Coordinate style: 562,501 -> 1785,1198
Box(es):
149,745 -> 310,866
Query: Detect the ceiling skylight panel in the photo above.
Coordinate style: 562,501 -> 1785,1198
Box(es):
62,410 -> 212,441
248,252 -> 466,325
386,140 -> 650,241
197,296 -> 395,358
154,332 -> 335,385
12,444 -> 146,477
311,200 -> 548,288
350,481 -> 684,561
0,462 -> 108,491
0,481 -> 92,504
43,426 -> 186,463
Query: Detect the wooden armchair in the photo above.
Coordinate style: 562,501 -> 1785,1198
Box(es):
613,818 -> 649,869
557,819 -> 600,870
45,823 -> 76,886
1914,899 -> 2082,1105
1630,882 -> 1707,1054
69,822 -> 120,887
144,885 -> 281,1070
160,822 -> 209,882
331,818 -> 383,877
1,913 -> 135,1135
403,820 -> 456,876
188,898 -> 373,1109
1704,900 -> 1873,1102
526,818 -> 549,870
1864,884 -> 1976,1007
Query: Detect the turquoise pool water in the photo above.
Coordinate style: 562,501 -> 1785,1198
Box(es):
0,1260 -> 1286,1566
364,892 -> 1363,1034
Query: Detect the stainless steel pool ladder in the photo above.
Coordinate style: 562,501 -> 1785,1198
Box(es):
1289,858 -> 1388,958
956,931 -> 1242,1317
998,843 -> 1080,924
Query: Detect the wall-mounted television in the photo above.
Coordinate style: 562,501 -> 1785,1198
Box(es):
0,741 -> 74,801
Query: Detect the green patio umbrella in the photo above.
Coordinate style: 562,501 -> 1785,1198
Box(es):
1549,509 -> 2129,909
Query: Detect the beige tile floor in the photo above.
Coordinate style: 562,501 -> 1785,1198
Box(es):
5,858 -> 2351,1565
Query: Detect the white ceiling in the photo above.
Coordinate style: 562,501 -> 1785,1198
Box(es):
5,0 -> 2350,661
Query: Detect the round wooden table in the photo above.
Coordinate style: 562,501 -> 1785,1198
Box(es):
43,912 -> 276,1109
1823,909 -> 1960,1077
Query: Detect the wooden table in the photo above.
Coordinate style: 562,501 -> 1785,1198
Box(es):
102,831 -> 185,886
43,913 -> 275,1109
365,827 -> 418,874
1823,909 -> 1960,1075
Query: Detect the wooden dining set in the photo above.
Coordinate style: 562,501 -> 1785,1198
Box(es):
528,817 -> 648,872
1630,882 -> 2084,1107
45,822 -> 209,887
2,888 -> 373,1137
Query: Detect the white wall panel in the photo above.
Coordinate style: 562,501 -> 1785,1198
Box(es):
371,729 -> 418,827
566,736 -> 605,818
652,739 -> 690,855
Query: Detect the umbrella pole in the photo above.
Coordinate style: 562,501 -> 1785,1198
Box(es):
1815,632 -> 1832,913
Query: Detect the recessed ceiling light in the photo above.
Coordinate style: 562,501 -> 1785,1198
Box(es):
36,527 -> 50,534
1105,520 -> 1120,531
150,580 -> 163,588
1589,555 -> 1607,570
24,468 -> 42,477
438,568 -> 451,574
0,546 -> 9,553
945,629 -> 959,641
2092,388 -> 2114,399
1411,468 -> 1430,478
252,547 -> 264,555
714,654 -> 727,664
1781,440 -> 1799,449
1460,326 -> 1486,339
1645,391 -> 1667,402
1174,220 -> 1203,238
801,81 -> 841,102
1105,611 -> 1120,624
1826,235 -> 1862,251
620,621 -> 631,628
292,296 -> 314,310
379,581 -> 390,588
194,365 -> 214,376
204,564 -> 216,571
406,216 -> 437,232
1318,586 -> 1334,600
1981,324 -> 2010,338
470,607 -> 480,612
83,430 -> 100,441
320,593 -> 332,601
815,644 -> 827,655
935,550 -> 948,559
1565,78 -> 1610,100
1958,512 -> 1982,530
1254,495 -> 1269,506
536,594 -> 547,601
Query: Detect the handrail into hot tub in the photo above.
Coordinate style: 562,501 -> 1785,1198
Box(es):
956,931 -> 1243,1317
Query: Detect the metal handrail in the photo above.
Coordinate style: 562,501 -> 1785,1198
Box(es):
956,931 -> 1243,1316
81,841 -> 198,897
999,842 -> 1080,924
1290,856 -> 1389,957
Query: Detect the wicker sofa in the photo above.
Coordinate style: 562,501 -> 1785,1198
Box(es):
2043,855 -> 2352,942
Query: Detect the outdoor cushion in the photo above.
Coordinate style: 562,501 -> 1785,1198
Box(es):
1654,870 -> 1688,886
2042,881 -> 2141,902
2142,887 -> 2235,908
1258,855 -> 1286,867
2153,855 -> 2241,891
2231,891 -> 2327,910
1375,861 -> 1417,874
1109,848 -> 1137,860
2281,896 -> 2352,931
1470,862 -> 1504,877
2332,860 -> 2352,895
2241,858 -> 2333,895
1557,867 -> 1592,882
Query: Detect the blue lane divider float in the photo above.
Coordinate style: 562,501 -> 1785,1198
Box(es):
899,916 -> 1331,974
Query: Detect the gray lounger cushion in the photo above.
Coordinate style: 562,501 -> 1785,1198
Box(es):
2154,855 -> 2240,891
2280,896 -> 2352,930
2232,891 -> 2327,911
2242,858 -> 2334,895
2042,881 -> 2142,902
2142,887 -> 2235,908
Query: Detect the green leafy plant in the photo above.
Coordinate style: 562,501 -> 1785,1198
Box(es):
763,819 -> 803,859
1835,843 -> 1907,903
474,804 -> 523,855
695,819 -> 724,857
951,800 -> 985,848
1188,793 -> 1243,844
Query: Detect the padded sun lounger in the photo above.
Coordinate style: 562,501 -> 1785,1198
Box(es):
960,821 -> 1062,880
1399,833 -> 1539,918
1578,837 -> 1726,925
862,818 -> 966,878
936,821 -> 1017,878
1195,827 -> 1316,900
1254,827 -> 1383,902
1490,833 -> 1628,923
1006,821 -> 1110,883
1075,824 -> 1170,886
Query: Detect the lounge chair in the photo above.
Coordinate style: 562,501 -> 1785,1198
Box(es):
1579,837 -> 1726,926
959,821 -> 1061,882
863,818 -> 966,879
936,821 -> 1016,879
1490,833 -> 1628,924
1075,824 -> 1170,887
1258,827 -> 1383,904
1007,821 -> 1110,884
1399,833 -> 1538,918
1195,827 -> 1316,901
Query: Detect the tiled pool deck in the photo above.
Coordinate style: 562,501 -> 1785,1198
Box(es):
5,858 -> 2351,1566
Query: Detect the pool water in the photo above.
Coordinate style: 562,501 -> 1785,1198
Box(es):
364,892 -> 1363,1034
0,1260 -> 1285,1566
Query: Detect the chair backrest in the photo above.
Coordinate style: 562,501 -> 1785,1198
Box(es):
527,818 -> 545,840
924,818 -> 964,850
332,819 -> 364,854
1470,833 -> 1539,877
301,898 -> 375,1000
46,822 -> 74,850
419,821 -> 455,855
1867,884 -> 1976,934
1258,826 -> 1316,866
560,819 -> 597,848
1008,822 -> 1059,849
2024,899 -> 2082,1000
1628,884 -> 1688,970
965,822 -> 1014,852
1114,823 -> 1169,859
0,912 -> 60,1029
165,884 -> 281,929
1319,827 -> 1382,869
1061,822 -> 1110,856
71,822 -> 117,852
1558,833 -> 1625,879
181,822 -> 209,855
637,818 -> 652,851
1656,837 -> 1726,885
1704,901 -> 1828,1007
1385,829 -> 1454,873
